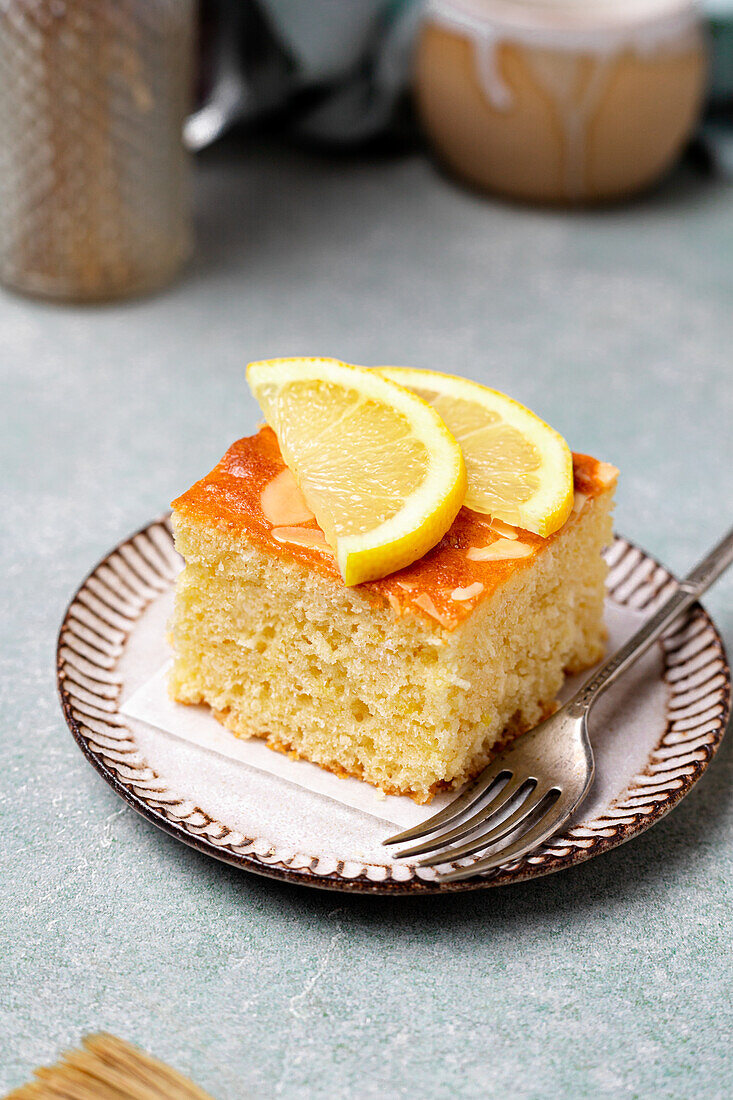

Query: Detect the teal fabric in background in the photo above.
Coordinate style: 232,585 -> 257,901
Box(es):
707,0 -> 733,100
1,133 -> 731,1096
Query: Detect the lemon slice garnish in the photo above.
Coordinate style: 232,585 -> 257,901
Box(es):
247,358 -> 467,585
378,367 -> 573,537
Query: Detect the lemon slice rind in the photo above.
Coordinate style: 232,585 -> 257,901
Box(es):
247,357 -> 467,585
377,366 -> 573,537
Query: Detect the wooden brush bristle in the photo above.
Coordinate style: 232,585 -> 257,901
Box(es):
5,1034 -> 216,1099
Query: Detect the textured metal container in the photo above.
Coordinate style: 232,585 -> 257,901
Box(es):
0,0 -> 195,301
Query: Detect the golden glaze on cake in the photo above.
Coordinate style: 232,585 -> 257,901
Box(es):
173,427 -> 617,631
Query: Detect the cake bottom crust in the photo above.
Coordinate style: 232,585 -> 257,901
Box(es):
207,691 -> 577,804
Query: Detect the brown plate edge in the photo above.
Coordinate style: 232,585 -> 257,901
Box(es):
56,518 -> 731,896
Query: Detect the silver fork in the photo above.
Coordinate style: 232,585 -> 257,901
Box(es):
384,527 -> 733,883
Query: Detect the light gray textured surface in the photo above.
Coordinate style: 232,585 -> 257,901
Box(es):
1,142 -> 732,1098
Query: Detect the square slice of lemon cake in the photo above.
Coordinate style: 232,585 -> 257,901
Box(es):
169,427 -> 617,803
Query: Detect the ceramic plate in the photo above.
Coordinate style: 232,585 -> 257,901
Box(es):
57,520 -> 730,894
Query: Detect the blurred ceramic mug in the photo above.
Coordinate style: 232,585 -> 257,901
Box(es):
0,0 -> 194,302
414,0 -> 707,203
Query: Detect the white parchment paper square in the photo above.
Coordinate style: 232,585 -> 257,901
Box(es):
121,662 -> 457,828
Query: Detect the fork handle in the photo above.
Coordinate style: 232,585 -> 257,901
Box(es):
567,526 -> 733,717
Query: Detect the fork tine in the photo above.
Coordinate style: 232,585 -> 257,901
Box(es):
435,791 -> 580,883
414,787 -> 559,868
392,775 -> 536,859
382,762 -> 513,847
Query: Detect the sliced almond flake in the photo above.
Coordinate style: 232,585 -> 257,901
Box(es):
487,518 -> 519,540
572,491 -> 588,516
261,469 -> 315,526
596,461 -> 619,489
413,593 -> 454,628
467,539 -> 534,562
272,526 -> 333,554
386,593 -> 402,616
450,582 -> 485,601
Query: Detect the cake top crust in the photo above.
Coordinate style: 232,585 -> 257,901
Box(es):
172,427 -> 617,631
